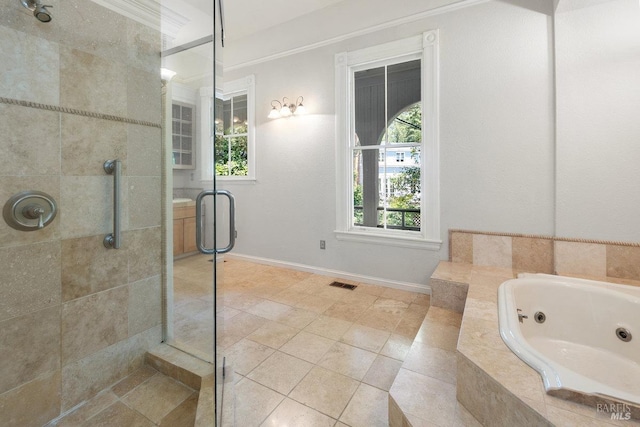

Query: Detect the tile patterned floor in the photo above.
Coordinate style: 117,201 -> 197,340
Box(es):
173,254 -> 430,426
48,366 -> 197,427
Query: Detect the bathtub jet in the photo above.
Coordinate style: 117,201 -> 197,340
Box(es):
498,273 -> 640,408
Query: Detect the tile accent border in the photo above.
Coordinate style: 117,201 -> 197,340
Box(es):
0,96 -> 161,129
448,229 -> 640,282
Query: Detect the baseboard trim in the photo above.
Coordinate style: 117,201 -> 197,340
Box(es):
226,253 -> 431,295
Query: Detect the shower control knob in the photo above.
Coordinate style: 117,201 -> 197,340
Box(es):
3,191 -> 57,231
22,205 -> 46,228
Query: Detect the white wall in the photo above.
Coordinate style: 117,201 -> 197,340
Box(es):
223,1 -> 555,286
555,0 -> 640,241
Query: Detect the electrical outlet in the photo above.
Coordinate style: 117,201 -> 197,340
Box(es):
320,240 -> 326,250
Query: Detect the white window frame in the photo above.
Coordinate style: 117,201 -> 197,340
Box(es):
334,31 -> 441,250
199,75 -> 256,182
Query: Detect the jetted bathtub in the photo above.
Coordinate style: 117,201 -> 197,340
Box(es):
498,273 -> 640,405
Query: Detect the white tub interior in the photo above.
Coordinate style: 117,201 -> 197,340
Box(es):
498,274 -> 640,405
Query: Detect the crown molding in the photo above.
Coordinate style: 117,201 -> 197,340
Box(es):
225,0 -> 490,72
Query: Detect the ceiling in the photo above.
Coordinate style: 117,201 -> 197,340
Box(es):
221,0 -> 346,41
168,0 -> 346,46
162,0 -> 346,84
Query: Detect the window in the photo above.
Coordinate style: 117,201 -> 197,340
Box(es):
200,75 -> 255,181
214,94 -> 248,177
335,32 -> 441,249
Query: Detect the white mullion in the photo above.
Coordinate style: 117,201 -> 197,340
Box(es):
228,96 -> 234,176
382,64 -> 388,230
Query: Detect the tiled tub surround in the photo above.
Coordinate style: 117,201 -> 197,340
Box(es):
424,262 -> 640,427
0,2 -> 163,426
449,230 -> 640,281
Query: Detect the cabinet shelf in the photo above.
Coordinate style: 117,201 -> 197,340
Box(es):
172,102 -> 195,169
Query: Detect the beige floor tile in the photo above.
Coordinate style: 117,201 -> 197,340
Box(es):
414,320 -> 460,352
289,366 -> 359,419
453,402 -> 483,427
235,378 -> 285,426
304,315 -> 353,340
406,413 -> 441,426
403,342 -> 457,385
354,283 -> 386,296
380,288 -> 418,304
111,366 -> 157,397
339,291 -> 379,306
373,298 -> 409,313
425,307 -> 463,328
246,300 -> 293,320
247,351 -> 313,395
323,301 -> 370,322
413,293 -> 431,306
280,331 -> 335,363
267,288 -> 306,306
216,306 -> 240,321
219,312 -> 266,338
120,374 -> 192,424
272,307 -> 319,329
55,390 -> 119,427
356,307 -> 403,332
260,398 -> 336,427
340,324 -> 390,353
246,321 -> 299,349
339,383 -> 389,427
317,342 -> 377,380
171,256 -> 442,426
83,401 -> 155,427
223,339 -> 275,376
159,392 -> 198,427
362,355 -> 403,391
173,317 -> 212,343
213,329 -> 243,350
380,334 -> 413,361
394,311 -> 426,339
407,303 -> 430,316
295,294 -> 336,313
389,369 -> 457,427
223,293 -> 265,311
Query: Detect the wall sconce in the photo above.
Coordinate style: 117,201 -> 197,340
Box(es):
268,96 -> 306,119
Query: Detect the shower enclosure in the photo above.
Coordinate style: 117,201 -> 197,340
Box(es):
0,0 -> 223,424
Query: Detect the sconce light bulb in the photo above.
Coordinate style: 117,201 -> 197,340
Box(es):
295,103 -> 307,115
268,107 -> 281,119
280,105 -> 292,117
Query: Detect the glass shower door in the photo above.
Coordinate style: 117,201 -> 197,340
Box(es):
160,0 -> 231,423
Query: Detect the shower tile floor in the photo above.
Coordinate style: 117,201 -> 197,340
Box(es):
48,366 -> 197,426
173,254 -> 432,426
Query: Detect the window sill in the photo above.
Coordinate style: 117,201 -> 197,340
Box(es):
216,177 -> 256,183
334,229 -> 442,250
200,178 -> 257,185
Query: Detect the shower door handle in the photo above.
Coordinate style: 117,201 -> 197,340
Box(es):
195,189 -> 236,255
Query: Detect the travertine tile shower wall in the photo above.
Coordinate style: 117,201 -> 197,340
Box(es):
0,2 -> 163,425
